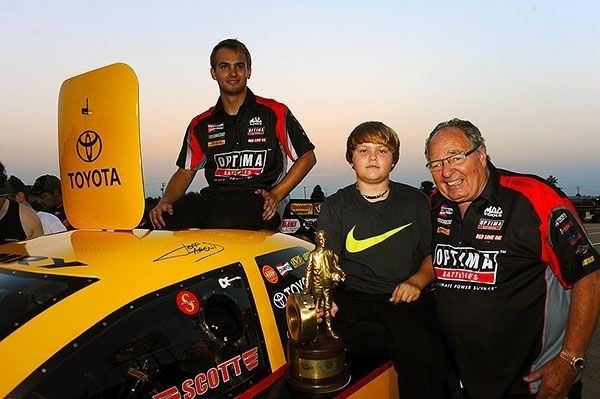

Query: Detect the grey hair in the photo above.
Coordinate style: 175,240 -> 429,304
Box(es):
424,118 -> 486,159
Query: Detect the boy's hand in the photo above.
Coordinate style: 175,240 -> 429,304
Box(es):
316,301 -> 339,323
390,282 -> 421,304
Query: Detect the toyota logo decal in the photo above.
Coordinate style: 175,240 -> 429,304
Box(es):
76,130 -> 103,162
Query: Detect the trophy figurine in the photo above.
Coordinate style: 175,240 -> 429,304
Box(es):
285,230 -> 351,393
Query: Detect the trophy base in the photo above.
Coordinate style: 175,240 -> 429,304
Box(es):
285,333 -> 351,394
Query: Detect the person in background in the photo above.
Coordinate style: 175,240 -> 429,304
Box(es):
30,174 -> 69,228
425,118 -> 600,399
8,176 -> 66,234
317,121 -> 444,398
150,38 -> 316,231
0,162 -> 43,243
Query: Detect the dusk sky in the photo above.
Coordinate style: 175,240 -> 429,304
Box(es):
1,1 -> 599,198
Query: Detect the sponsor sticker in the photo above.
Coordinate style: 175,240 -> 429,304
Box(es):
248,137 -> 267,143
437,226 -> 450,235
276,262 -> 293,276
262,265 -> 279,284
477,218 -> 504,231
272,277 -> 307,309
208,139 -> 226,147
583,255 -> 595,267
208,132 -> 225,139
279,219 -> 301,234
289,254 -> 306,268
152,347 -> 260,399
290,203 -> 313,215
314,203 -> 322,215
433,244 -> 500,285
175,291 -> 201,316
484,206 -> 503,218
575,244 -> 590,256
439,205 -> 453,216
249,116 -> 263,126
207,123 -> 224,133
214,150 -> 267,177
247,127 -> 265,136
437,217 -> 452,226
555,212 -> 568,226
475,233 -> 503,241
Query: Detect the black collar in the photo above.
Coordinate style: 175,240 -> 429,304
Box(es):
214,87 -> 256,117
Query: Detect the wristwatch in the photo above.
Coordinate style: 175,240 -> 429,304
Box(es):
559,350 -> 585,370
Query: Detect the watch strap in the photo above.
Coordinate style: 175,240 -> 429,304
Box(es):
559,350 -> 585,370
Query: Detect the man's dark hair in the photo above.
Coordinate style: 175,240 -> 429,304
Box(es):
8,176 -> 28,199
424,118 -> 486,159
210,39 -> 252,69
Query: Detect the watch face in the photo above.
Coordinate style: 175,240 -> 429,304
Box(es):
573,358 -> 585,370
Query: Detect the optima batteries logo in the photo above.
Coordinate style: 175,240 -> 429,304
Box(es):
214,150 -> 267,177
433,244 -> 500,285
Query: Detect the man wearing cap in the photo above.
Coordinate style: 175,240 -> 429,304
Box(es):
8,176 -> 66,234
30,174 -> 68,228
150,38 -> 316,231
0,162 -> 43,243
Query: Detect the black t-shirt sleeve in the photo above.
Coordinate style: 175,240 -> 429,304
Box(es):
550,208 -> 600,286
316,197 -> 343,256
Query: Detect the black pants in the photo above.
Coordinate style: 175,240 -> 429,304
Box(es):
163,189 -> 280,231
456,375 -> 582,399
333,289 -> 445,399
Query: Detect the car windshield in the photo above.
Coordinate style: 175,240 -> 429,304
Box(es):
0,270 -> 96,339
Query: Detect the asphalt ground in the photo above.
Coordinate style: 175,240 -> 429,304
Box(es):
582,223 -> 600,398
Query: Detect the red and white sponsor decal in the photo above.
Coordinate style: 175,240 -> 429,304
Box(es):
279,219 -> 300,234
214,150 -> 267,178
475,233 -> 503,241
175,291 -> 201,316
477,218 -> 504,231
152,347 -> 260,399
262,265 -> 279,284
247,127 -> 265,136
433,244 -> 499,285
207,123 -> 224,133
248,137 -> 267,143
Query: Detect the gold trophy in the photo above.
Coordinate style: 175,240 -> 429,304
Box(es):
285,230 -> 351,393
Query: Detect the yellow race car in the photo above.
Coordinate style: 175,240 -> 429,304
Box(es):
0,64 -> 398,399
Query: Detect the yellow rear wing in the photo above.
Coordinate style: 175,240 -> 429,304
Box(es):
58,63 -> 144,230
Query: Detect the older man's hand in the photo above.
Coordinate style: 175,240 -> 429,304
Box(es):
523,355 -> 578,399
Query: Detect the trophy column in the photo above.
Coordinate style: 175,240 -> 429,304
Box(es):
284,230 -> 351,394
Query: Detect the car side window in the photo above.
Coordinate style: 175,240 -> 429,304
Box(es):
20,263 -> 269,399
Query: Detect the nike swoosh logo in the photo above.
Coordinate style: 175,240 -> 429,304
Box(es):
345,223 -> 412,253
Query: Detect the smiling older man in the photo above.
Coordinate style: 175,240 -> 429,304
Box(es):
425,118 -> 600,399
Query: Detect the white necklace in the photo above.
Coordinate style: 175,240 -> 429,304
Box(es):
356,184 -> 389,200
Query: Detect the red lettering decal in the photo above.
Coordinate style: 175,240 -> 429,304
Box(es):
242,347 -> 259,371
206,367 -> 219,389
153,386 -> 181,399
217,355 -> 242,382
194,373 -> 208,395
181,379 -> 195,399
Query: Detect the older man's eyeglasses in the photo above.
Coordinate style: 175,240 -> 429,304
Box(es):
426,145 -> 480,172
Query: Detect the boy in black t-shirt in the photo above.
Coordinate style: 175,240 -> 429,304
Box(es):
317,122 -> 444,399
